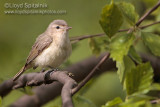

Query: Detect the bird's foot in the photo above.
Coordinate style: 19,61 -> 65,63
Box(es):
64,71 -> 74,77
44,70 -> 54,84
53,68 -> 59,71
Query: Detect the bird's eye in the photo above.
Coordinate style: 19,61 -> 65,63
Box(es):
56,26 -> 60,29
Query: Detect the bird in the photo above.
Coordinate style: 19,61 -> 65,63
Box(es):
13,19 -> 72,81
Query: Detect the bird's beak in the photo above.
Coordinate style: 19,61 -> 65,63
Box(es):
66,26 -> 72,30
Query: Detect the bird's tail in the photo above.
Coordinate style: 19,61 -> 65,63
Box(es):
13,66 -> 26,81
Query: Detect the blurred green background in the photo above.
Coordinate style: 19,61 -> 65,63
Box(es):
0,0 -> 159,106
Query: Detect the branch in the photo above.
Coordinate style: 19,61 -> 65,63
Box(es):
8,54 -> 116,107
70,0 -> 160,43
0,71 -> 78,107
70,33 -> 105,44
6,71 -> 77,107
136,0 -> 160,26
139,21 -> 160,29
70,21 -> 160,43
1,53 -> 160,106
71,53 -> 110,95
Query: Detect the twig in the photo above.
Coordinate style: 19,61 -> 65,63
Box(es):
71,53 -> 110,95
136,0 -> 160,26
70,21 -> 160,43
70,33 -> 104,41
140,21 -> 160,29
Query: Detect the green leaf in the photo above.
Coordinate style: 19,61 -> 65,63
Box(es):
89,38 -> 101,55
128,46 -> 142,64
125,62 -> 153,95
118,2 -> 139,25
102,97 -> 123,107
99,1 -> 123,37
121,94 -> 156,107
141,32 -> 160,57
117,56 -> 135,85
110,33 -> 135,62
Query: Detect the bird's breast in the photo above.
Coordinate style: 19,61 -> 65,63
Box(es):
34,40 -> 72,68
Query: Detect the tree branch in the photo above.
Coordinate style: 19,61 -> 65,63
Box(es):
7,54 -> 116,107
71,53 -> 110,95
139,21 -> 160,29
0,53 -> 160,106
6,71 -> 77,107
70,21 -> 160,43
136,0 -> 160,26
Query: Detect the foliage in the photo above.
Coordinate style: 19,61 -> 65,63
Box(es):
102,97 -> 123,107
118,2 -> 139,26
141,32 -> 160,57
125,62 -> 153,95
99,0 -> 123,37
89,0 -> 160,107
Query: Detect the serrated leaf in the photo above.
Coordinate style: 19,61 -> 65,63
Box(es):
89,38 -> 101,55
141,32 -> 160,57
118,2 -> 139,25
125,62 -> 153,95
99,1 -> 123,37
102,97 -> 123,107
127,94 -> 156,102
128,46 -> 142,64
117,56 -> 135,85
110,33 -> 135,62
120,95 -> 153,107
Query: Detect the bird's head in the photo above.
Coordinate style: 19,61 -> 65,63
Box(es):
47,20 -> 72,36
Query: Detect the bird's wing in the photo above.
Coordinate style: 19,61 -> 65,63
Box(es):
26,35 -> 53,64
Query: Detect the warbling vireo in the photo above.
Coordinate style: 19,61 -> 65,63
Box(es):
13,20 -> 72,81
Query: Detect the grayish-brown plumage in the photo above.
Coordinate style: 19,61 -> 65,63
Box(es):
13,20 -> 72,81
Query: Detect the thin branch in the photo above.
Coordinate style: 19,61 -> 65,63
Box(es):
136,0 -> 160,26
70,21 -> 160,43
71,53 -> 110,95
139,21 -> 160,29
70,33 -> 104,41
70,33 -> 105,44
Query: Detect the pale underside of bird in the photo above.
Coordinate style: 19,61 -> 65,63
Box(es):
13,20 -> 72,81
